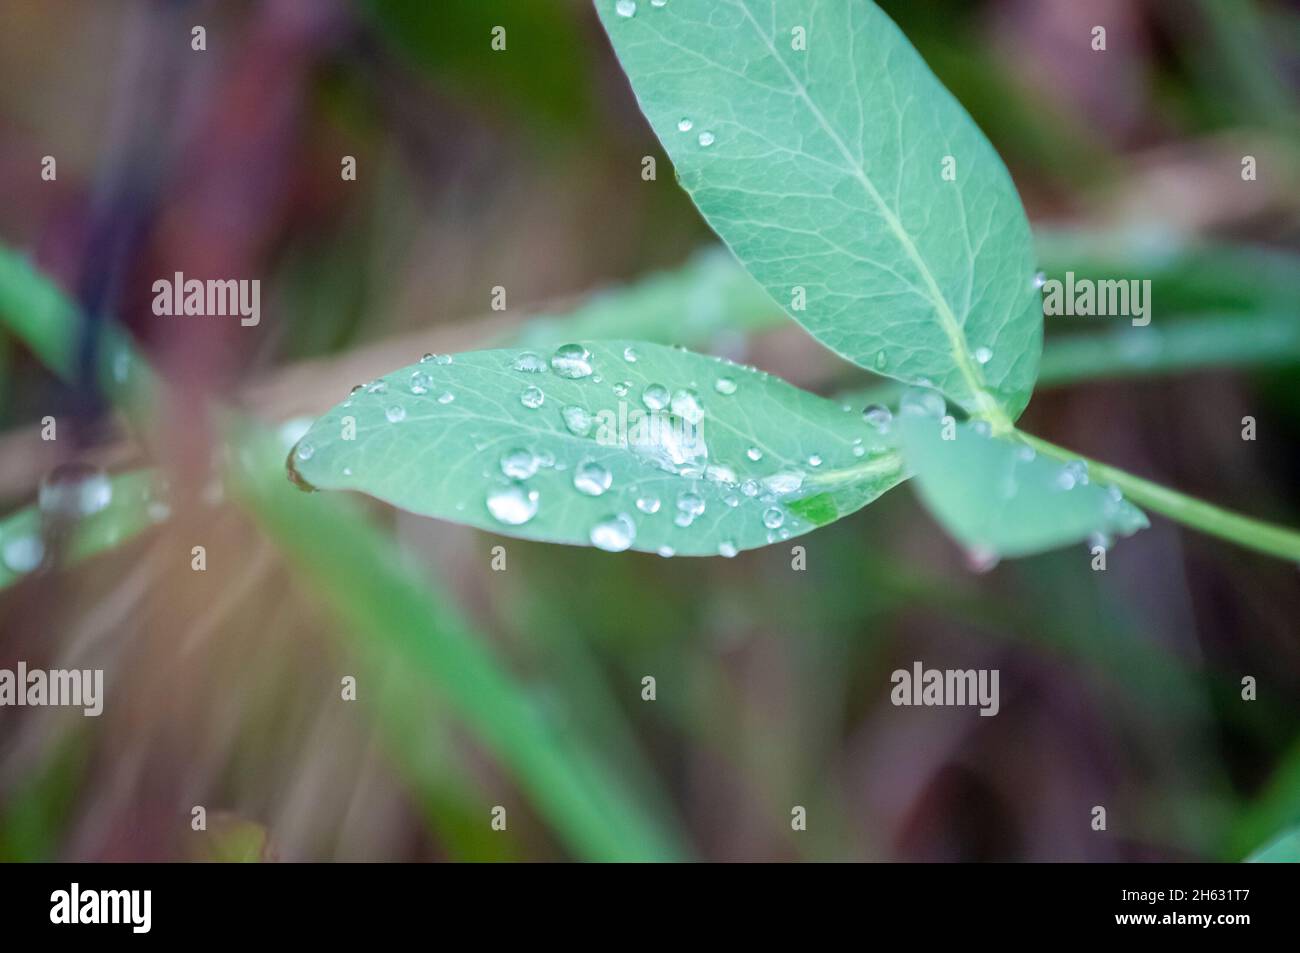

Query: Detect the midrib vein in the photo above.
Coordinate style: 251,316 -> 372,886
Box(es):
732,1 -> 1006,427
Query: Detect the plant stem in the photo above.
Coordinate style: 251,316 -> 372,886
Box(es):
1017,431 -> 1300,562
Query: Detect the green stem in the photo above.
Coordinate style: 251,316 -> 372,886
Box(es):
1017,431 -> 1300,562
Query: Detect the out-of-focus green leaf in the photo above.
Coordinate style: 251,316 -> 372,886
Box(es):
899,405 -> 1148,558
359,0 -> 593,136
291,341 -> 905,556
508,248 -> 780,350
594,0 -> 1042,422
1246,827 -> 1300,862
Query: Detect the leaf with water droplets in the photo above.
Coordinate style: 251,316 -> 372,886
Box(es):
898,411 -> 1148,559
289,341 -> 906,556
594,0 -> 1042,422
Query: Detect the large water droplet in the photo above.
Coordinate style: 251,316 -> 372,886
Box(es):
295,441 -> 315,462
39,463 -> 113,520
409,371 -> 433,394
520,385 -> 545,409
615,0 -> 637,17
574,459 -> 613,496
670,388 -> 704,424
500,449 -> 539,480
642,383 -> 669,411
623,345 -> 640,363
899,388 -> 946,418
512,352 -> 548,373
762,470 -> 804,496
762,507 -> 785,530
590,513 -> 636,551
863,404 -> 892,431
562,405 -> 594,436
486,484 -> 539,525
551,344 -> 593,379
677,491 -> 706,518
697,131 -> 715,147
2,534 -> 44,573
636,495 -> 661,514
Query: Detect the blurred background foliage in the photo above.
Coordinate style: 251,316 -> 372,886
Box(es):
0,0 -> 1298,861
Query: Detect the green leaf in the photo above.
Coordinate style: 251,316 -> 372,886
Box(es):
898,406 -> 1148,559
1246,827 -> 1300,863
594,0 -> 1042,422
289,341 -> 905,556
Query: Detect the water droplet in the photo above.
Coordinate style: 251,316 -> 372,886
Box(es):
1033,271 -> 1047,289
562,405 -> 594,436
899,388 -> 946,418
636,495 -> 661,514
623,346 -> 639,363
615,0 -> 637,17
1016,446 -> 1036,463
657,545 -> 675,558
590,513 -> 636,551
2,534 -> 44,573
613,381 -> 631,397
677,491 -> 706,518
862,404 -> 892,430
520,385 -> 545,409
762,470 -> 804,496
807,454 -> 823,467
500,449 -> 539,480
642,383 -> 670,411
741,479 -> 759,497
365,380 -> 388,395
350,384 -> 364,395
436,354 -> 453,366
1057,460 -> 1088,491
874,351 -> 888,370
705,463 -> 737,485
551,343 -> 593,379
295,441 -> 315,462
723,493 -> 740,507
670,388 -> 704,424
651,0 -> 667,7
852,444 -> 866,457
420,353 -> 434,363
746,446 -> 763,462
385,405 -> 407,423
512,352 -> 548,373
38,463 -> 113,519
409,371 -> 433,394
486,484 -> 539,525
714,376 -> 737,395
676,118 -> 693,133
718,540 -> 738,558
763,507 -> 785,529
974,346 -> 993,365
574,459 -> 613,496
697,131 -> 715,147
438,391 -> 456,404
